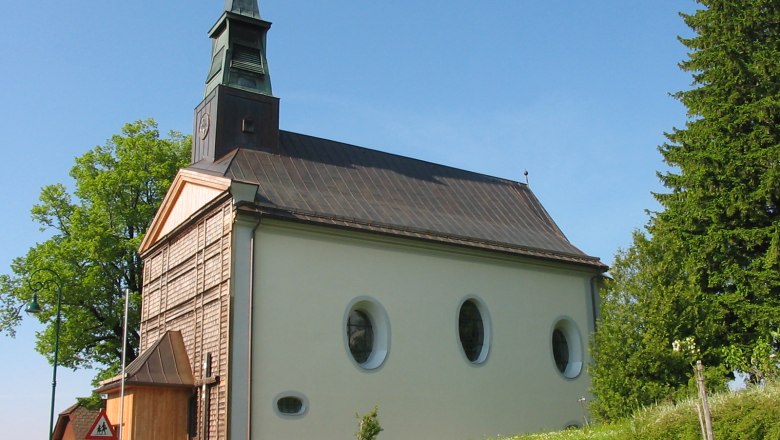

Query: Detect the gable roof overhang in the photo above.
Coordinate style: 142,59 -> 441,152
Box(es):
139,169 -> 232,254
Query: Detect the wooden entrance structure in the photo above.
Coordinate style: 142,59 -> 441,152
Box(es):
96,331 -> 195,440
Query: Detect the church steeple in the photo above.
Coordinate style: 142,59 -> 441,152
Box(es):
204,0 -> 273,97
192,0 -> 280,163
226,0 -> 260,19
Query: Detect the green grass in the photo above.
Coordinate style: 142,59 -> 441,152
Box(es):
499,423 -> 627,440
499,382 -> 779,440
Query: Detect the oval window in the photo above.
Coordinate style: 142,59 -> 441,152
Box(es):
551,318 -> 583,379
347,310 -> 374,364
458,299 -> 488,363
552,329 -> 569,374
276,396 -> 304,415
273,393 -> 308,417
344,298 -> 390,370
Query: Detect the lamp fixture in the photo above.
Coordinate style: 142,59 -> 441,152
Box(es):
25,293 -> 42,315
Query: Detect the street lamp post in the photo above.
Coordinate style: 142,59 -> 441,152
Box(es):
25,268 -> 63,440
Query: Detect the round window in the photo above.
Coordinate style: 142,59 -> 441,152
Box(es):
344,298 -> 389,370
458,298 -> 490,364
551,318 -> 583,379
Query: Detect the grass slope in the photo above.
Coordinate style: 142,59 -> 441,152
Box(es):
500,383 -> 779,440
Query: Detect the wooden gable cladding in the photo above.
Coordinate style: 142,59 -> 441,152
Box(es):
140,199 -> 234,440
140,169 -> 231,254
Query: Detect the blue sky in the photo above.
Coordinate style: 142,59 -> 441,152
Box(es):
0,1 -> 696,437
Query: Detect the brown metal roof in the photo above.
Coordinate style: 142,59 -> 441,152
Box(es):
190,130 -> 606,270
97,331 -> 194,392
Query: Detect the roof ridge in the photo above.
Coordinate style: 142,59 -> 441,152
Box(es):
279,130 -> 529,187
219,132 -> 604,270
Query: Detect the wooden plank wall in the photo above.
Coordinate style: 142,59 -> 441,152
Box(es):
141,200 -> 234,440
107,388 -> 191,440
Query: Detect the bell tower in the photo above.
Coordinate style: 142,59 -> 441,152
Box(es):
192,0 -> 280,164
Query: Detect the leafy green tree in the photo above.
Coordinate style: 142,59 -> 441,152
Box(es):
592,0 -> 779,419
0,119 -> 189,375
591,232 -> 727,421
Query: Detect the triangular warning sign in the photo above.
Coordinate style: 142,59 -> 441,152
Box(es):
85,408 -> 117,439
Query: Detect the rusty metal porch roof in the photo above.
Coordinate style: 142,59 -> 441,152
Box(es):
96,330 -> 194,392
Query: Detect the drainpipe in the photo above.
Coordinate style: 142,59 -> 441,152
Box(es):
246,215 -> 262,440
589,275 -> 601,333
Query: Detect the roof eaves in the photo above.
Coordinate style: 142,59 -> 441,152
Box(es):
236,203 -> 607,271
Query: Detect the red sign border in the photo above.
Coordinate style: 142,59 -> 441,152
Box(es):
84,408 -> 117,440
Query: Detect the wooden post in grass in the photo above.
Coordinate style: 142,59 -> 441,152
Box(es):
695,402 -> 706,440
695,361 -> 714,440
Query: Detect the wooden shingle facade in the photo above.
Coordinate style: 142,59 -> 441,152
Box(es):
141,198 -> 234,440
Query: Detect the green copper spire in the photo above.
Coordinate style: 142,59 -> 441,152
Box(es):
192,1 -> 280,164
205,0 -> 272,97
226,0 -> 261,19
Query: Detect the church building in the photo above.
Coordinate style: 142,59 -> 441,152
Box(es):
98,1 -> 607,439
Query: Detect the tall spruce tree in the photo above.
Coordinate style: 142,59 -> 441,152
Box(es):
592,0 -> 780,420
658,0 -> 780,352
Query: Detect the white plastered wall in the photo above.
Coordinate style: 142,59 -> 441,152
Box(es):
245,220 -> 597,440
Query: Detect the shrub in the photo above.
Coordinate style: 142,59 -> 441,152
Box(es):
356,406 -> 382,440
